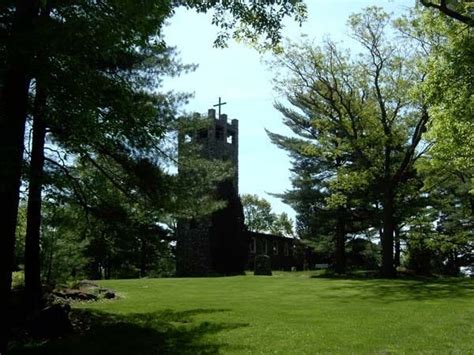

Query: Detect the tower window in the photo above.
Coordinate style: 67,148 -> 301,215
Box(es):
227,132 -> 234,144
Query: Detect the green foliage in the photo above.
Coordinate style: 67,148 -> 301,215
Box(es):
149,252 -> 176,278
40,202 -> 90,285
241,194 -> 275,233
346,238 -> 380,270
419,0 -> 474,27
241,194 -> 294,237
389,8 -> 473,275
11,271 -> 24,289
403,158 -> 474,275
177,1 -> 307,50
31,127 -> 187,284
407,9 -> 474,171
269,212 -> 294,237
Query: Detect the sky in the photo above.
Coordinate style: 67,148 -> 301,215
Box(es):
163,0 -> 415,220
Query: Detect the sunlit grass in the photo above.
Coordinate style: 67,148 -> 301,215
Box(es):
13,272 -> 474,354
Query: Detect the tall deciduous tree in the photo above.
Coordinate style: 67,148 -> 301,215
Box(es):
270,7 -> 430,277
396,8 -> 473,274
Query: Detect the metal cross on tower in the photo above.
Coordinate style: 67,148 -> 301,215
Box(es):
213,97 -> 227,118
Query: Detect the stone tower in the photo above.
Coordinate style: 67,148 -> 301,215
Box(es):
176,108 -> 247,276
192,108 -> 239,190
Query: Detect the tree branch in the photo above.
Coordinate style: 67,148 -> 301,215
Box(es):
420,0 -> 474,27
44,156 -> 90,211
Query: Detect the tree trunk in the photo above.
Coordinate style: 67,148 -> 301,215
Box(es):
45,239 -> 54,285
24,82 -> 47,314
381,187 -> 396,277
106,262 -> 111,280
140,237 -> 146,277
394,226 -> 401,268
0,1 -> 40,352
105,253 -> 111,280
334,210 -> 346,274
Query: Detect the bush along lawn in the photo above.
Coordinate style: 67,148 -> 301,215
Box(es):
11,272 -> 474,354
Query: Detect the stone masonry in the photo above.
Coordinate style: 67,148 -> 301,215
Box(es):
176,108 -> 243,276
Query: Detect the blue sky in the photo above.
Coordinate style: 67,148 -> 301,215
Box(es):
163,0 -> 414,220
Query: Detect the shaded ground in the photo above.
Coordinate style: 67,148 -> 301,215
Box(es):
311,272 -> 474,302
12,308 -> 248,355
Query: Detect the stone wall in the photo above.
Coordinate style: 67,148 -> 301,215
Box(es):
176,219 -> 213,276
176,108 -> 243,276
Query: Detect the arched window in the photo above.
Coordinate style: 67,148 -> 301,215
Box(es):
250,237 -> 256,253
273,241 -> 279,255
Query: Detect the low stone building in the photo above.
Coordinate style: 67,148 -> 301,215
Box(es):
247,231 -> 298,271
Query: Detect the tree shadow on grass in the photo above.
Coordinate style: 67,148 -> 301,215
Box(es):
312,275 -> 474,303
11,308 -> 249,355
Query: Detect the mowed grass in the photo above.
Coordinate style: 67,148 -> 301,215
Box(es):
14,272 -> 474,354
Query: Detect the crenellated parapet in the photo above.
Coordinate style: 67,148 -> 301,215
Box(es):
179,107 -> 239,193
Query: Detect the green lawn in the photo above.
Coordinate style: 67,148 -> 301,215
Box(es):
14,272 -> 474,354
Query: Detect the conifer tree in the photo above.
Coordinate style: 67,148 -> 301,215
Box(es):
269,7 -> 430,276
